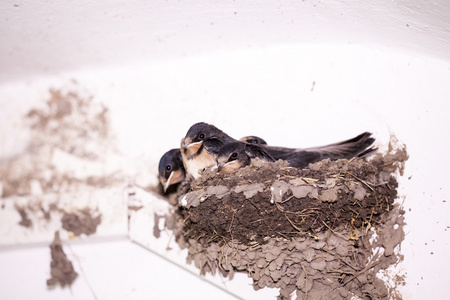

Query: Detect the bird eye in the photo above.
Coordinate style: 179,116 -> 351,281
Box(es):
231,152 -> 238,159
199,133 -> 205,139
166,165 -> 172,171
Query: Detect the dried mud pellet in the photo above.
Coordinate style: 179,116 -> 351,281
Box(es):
256,257 -> 267,268
338,287 -> 349,298
287,264 -> 301,277
286,242 -> 296,251
290,185 -> 314,198
222,260 -> 232,271
259,275 -> 269,288
335,244 -> 349,257
270,270 -> 282,282
310,258 -> 327,271
239,258 -> 248,266
206,185 -> 229,199
294,241 -> 308,251
269,245 -> 282,257
237,243 -> 249,251
290,252 -> 303,263
265,251 -> 278,261
305,266 -> 318,276
201,262 -> 212,275
280,264 -> 288,276
253,267 -> 261,280
303,248 -> 316,262
228,269 -> 235,280
326,235 -> 340,250
311,241 -> 326,249
322,252 -> 336,262
268,260 -> 278,271
318,187 -> 339,202
296,271 -> 313,292
325,259 -> 340,272
280,284 -> 296,298
274,252 -> 287,267
207,251 -> 218,260
247,251 -> 256,260
309,187 -> 319,198
322,277 -> 334,286
281,275 -> 291,285
357,274 -> 369,284
289,277 -> 298,286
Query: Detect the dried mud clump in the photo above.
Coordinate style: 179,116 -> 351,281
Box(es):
1,85 -> 119,243
47,231 -> 78,287
61,209 -> 102,236
16,206 -> 33,228
176,145 -> 408,299
0,85 -> 117,199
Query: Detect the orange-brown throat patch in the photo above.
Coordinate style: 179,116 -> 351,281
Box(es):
219,160 -> 241,174
183,147 -> 217,179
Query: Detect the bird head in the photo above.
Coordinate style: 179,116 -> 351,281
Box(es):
158,149 -> 185,193
181,122 -> 231,157
217,142 -> 251,173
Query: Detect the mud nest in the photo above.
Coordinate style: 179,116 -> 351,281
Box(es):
172,147 -> 408,299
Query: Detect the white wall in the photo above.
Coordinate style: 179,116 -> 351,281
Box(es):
2,0 -> 450,83
1,1 -> 450,299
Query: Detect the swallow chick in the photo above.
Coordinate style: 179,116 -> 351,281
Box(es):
180,122 -> 236,179
239,136 -> 268,145
160,124 -> 270,189
217,142 -> 275,173
158,149 -> 186,193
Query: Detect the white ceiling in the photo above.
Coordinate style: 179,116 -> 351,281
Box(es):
1,0 -> 450,83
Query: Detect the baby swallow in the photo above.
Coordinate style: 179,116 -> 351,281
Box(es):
159,131 -> 270,191
180,122 -> 236,179
217,142 -> 275,173
158,149 -> 186,193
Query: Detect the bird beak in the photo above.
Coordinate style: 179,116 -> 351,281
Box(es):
163,176 -> 171,193
180,137 -> 186,148
217,162 -> 225,172
182,140 -> 203,156
159,176 -> 169,193
180,136 -> 191,148
161,170 -> 185,193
